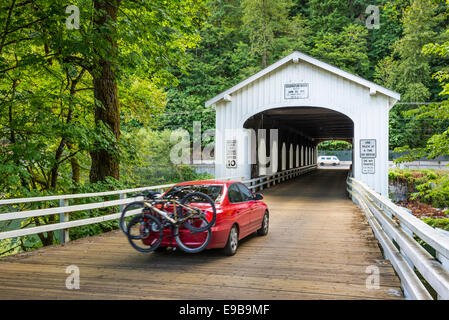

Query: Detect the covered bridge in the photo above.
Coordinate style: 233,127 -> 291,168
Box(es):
206,51 -> 400,195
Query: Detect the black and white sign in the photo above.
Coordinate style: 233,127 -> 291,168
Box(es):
284,83 -> 309,99
362,158 -> 375,174
225,140 -> 237,169
360,139 -> 376,158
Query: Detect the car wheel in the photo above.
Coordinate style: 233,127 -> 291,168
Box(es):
257,211 -> 269,236
333,163 -> 337,166
223,225 -> 239,256
320,162 -> 324,166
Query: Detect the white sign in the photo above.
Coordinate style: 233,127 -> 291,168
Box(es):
226,140 -> 237,168
362,158 -> 375,174
360,139 -> 376,158
284,83 -> 309,99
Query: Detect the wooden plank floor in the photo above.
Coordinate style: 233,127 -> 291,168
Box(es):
0,169 -> 404,299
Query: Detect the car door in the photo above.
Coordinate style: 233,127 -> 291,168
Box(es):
227,183 -> 252,238
236,183 -> 261,232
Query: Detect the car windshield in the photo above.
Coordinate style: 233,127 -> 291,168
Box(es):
163,184 -> 224,202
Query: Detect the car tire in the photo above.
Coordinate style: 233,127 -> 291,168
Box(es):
223,225 -> 239,256
320,162 -> 324,166
257,211 -> 269,236
333,163 -> 336,166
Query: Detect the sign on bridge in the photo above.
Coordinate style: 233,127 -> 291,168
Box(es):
284,83 -> 309,99
361,159 -> 375,174
226,140 -> 237,169
360,139 -> 376,158
360,139 -> 376,175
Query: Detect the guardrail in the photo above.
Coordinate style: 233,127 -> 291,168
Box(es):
347,177 -> 449,300
0,165 -> 317,247
244,164 -> 317,192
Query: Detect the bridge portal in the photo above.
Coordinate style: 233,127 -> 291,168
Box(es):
206,51 -> 400,195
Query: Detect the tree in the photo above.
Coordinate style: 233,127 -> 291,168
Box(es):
0,0 -> 208,189
308,0 -> 353,34
396,16 -> 449,161
374,0 -> 447,149
311,24 -> 370,76
392,0 -> 443,101
318,140 -> 352,151
87,0 -> 208,183
241,0 -> 294,67
0,0 -> 208,252
89,0 -> 121,183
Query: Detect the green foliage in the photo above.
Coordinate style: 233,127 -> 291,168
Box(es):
389,168 -> 449,210
374,0 -> 449,150
318,140 -> 352,151
414,174 -> 449,211
311,24 -> 370,76
0,0 -> 208,253
122,128 -> 213,186
241,0 -> 294,67
391,0 -> 449,157
421,217 -> 449,231
377,0 -> 443,101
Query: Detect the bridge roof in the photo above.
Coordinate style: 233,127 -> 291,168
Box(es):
205,51 -> 400,107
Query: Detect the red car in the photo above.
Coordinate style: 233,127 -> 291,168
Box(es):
147,180 -> 269,256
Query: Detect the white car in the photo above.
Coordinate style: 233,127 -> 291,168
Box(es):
318,155 -> 340,166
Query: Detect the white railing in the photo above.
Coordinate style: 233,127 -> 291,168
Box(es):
347,177 -> 449,300
0,165 -> 317,245
244,164 -> 316,191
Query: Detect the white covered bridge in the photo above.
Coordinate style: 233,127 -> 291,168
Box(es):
207,51 -> 400,196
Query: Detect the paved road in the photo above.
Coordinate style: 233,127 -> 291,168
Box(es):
0,169 -> 403,299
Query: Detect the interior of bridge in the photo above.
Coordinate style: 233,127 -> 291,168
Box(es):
243,107 -> 354,178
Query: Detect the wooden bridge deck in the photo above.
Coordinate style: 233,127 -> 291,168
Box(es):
0,169 -> 403,299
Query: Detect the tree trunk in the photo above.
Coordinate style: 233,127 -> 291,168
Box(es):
89,0 -> 121,183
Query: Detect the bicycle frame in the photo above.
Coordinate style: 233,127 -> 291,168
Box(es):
142,199 -> 203,226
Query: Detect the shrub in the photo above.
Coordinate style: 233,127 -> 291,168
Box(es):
389,169 -> 449,211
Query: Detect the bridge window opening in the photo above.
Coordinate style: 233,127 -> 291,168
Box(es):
317,139 -> 353,169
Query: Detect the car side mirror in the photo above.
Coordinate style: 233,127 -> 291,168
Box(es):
254,194 -> 263,201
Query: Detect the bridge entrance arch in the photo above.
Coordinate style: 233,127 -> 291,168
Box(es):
206,51 -> 400,195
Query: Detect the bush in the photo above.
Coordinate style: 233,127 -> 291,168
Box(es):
421,217 -> 449,232
389,169 -> 449,211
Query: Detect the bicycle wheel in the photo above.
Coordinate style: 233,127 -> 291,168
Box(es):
179,192 -> 216,232
174,217 -> 212,253
120,201 -> 145,233
127,214 -> 163,253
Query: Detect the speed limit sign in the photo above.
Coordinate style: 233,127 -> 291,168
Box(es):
226,140 -> 237,169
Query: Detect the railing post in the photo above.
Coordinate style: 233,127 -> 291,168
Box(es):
436,230 -> 449,299
119,193 -> 127,213
59,199 -> 69,244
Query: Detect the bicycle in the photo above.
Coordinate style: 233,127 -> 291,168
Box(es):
120,190 -> 217,253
